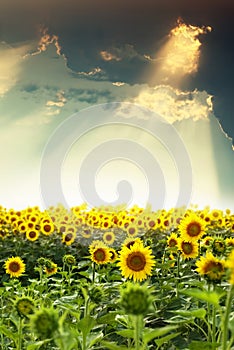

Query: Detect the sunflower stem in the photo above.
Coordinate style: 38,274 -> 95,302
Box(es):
92,262 -> 95,284
134,315 -> 142,350
17,317 -> 23,350
222,285 -> 234,350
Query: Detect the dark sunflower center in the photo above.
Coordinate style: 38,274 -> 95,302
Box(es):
94,248 -> 106,261
105,234 -> 112,241
126,252 -> 146,271
169,238 -> 177,247
187,222 -> 201,237
181,242 -> 193,254
65,233 -> 73,242
44,224 -> 51,232
9,262 -> 20,272
205,261 -> 223,274
29,231 -> 36,238
128,228 -> 136,235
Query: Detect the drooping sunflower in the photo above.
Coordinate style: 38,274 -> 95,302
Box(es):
4,256 -> 26,278
45,263 -> 58,275
90,244 -> 111,264
178,239 -> 199,259
117,242 -> 155,282
179,214 -> 206,241
15,296 -> 35,318
196,251 -> 225,281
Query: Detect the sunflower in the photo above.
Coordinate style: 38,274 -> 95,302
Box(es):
178,239 -> 199,259
167,233 -> 179,249
225,237 -> 234,248
117,242 -> 155,282
179,214 -> 206,241
40,221 -> 54,235
196,252 -> 225,281
45,263 -> 58,275
62,231 -> 76,246
90,244 -> 111,264
212,238 -> 226,255
15,296 -> 35,318
126,224 -> 139,237
103,231 -> 115,245
26,229 -> 40,241
89,240 -> 103,253
4,256 -> 26,278
201,236 -> 213,248
108,248 -> 118,262
122,237 -> 143,250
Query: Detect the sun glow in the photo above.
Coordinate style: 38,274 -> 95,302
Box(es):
150,18 -> 211,85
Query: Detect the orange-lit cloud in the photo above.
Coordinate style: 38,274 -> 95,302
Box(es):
151,19 -> 211,84
24,26 -> 62,57
133,85 -> 213,123
100,50 -> 121,61
77,67 -> 102,76
46,90 -> 66,116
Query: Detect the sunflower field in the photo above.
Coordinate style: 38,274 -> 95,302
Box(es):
0,203 -> 234,350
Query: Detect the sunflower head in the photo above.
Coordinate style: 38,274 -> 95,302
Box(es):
15,296 -> 35,318
90,244 -> 111,264
117,242 -> 155,282
4,256 -> 26,278
179,214 -> 206,241
178,239 -> 199,260
212,238 -> 226,256
63,254 -> 76,266
196,252 -> 225,281
30,307 -> 59,339
119,282 -> 153,315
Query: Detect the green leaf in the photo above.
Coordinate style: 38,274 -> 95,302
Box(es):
26,339 -> 51,350
143,325 -> 178,344
180,288 -> 222,306
96,312 -> 119,325
173,308 -> 206,320
189,340 -> 220,349
155,332 -> 181,347
0,325 -> 18,343
117,329 -> 135,338
77,315 -> 96,338
87,331 -> 103,347
101,341 -> 131,350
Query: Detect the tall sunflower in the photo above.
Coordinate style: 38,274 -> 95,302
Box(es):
4,256 -> 26,278
90,244 -> 111,264
117,242 -> 155,282
178,239 -> 199,259
179,213 -> 206,241
196,251 -> 225,281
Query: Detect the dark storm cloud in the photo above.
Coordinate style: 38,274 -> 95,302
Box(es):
0,0 -> 233,142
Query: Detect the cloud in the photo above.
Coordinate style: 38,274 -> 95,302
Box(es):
24,26 -> 62,57
112,82 -> 125,86
46,90 -> 66,108
133,85 -> 213,123
153,18 -> 211,82
0,42 -> 31,97
99,44 -> 149,63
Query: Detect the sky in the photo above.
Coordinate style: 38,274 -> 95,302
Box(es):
0,0 -> 233,211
